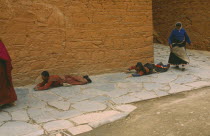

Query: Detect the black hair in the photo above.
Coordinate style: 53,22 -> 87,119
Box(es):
136,62 -> 143,68
41,71 -> 49,77
136,62 -> 146,73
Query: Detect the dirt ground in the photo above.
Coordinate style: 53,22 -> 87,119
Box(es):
79,87 -> 210,136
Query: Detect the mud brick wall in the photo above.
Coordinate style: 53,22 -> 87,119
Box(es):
0,0 -> 153,86
153,0 -> 210,51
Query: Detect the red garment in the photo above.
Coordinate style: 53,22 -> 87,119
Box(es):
36,75 -> 88,90
36,75 -> 63,90
0,41 -> 17,105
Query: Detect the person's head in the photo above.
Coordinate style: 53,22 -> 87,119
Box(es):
41,71 -> 50,81
175,22 -> 182,30
136,62 -> 144,71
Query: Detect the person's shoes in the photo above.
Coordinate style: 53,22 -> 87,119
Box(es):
83,75 -> 92,83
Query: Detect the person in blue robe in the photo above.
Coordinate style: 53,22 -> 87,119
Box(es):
168,22 -> 192,71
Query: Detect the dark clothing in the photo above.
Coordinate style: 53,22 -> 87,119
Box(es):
154,64 -> 170,72
168,52 -> 188,65
129,62 -> 169,77
168,28 -> 191,45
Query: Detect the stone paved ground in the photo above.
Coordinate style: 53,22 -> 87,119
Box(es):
0,44 -> 210,136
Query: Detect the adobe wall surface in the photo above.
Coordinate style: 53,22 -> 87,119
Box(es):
153,0 -> 210,51
0,0 -> 153,86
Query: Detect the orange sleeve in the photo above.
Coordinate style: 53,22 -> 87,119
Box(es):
37,81 -> 53,90
36,81 -> 46,88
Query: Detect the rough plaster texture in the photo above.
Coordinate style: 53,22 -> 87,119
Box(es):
0,0 -> 153,86
153,0 -> 210,51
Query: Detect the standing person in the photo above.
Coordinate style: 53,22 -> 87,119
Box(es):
168,22 -> 192,71
0,38 -> 17,106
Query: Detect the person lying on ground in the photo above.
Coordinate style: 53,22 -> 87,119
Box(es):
126,62 -> 170,77
34,71 -> 92,91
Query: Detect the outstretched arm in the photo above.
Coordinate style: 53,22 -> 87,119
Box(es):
35,81 -> 53,90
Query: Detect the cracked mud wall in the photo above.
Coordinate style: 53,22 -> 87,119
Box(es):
153,0 -> 210,51
0,0 -> 153,86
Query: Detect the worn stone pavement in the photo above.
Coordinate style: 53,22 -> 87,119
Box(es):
0,44 -> 210,136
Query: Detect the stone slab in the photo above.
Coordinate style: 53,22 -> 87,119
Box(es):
43,120 -> 74,132
82,88 -> 107,96
105,89 -> 129,98
115,104 -> 137,113
11,110 -> 29,121
90,96 -> 111,102
185,81 -> 210,89
71,100 -> 107,112
68,94 -> 98,103
92,83 -> 116,92
50,87 -> 81,99
0,112 -> 11,122
152,73 -> 178,83
28,107 -> 56,123
112,95 -> 141,104
116,82 -> 143,90
143,83 -> 170,92
32,91 -> 62,103
0,121 -> 44,136
173,74 -> 199,84
48,100 -> 71,111
154,90 -> 169,97
89,112 -> 129,128
68,125 -> 93,135
70,110 -> 120,125
130,91 -> 157,100
51,110 -> 83,120
169,83 -> 193,94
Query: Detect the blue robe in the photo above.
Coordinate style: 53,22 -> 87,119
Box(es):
168,28 -> 191,45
